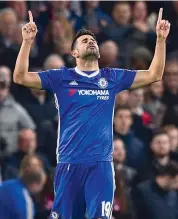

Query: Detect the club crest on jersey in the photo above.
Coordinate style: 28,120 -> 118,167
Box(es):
98,78 -> 108,89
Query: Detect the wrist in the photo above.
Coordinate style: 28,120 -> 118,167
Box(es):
156,37 -> 166,43
22,40 -> 33,46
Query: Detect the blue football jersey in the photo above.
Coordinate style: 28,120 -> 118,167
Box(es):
38,67 -> 136,163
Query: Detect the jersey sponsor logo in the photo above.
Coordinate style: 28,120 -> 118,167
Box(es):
51,211 -> 59,219
68,89 -> 110,100
69,80 -> 78,85
69,89 -> 78,96
78,89 -> 109,100
78,90 -> 109,96
98,78 -> 108,89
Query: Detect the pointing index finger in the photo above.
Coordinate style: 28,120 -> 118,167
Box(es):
157,8 -> 163,24
28,10 -> 33,23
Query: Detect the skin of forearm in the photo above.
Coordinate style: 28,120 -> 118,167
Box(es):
13,40 -> 32,84
148,37 -> 166,82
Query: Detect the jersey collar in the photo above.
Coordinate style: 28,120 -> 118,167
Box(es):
75,67 -> 100,78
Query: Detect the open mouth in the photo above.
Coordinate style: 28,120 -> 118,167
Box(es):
88,46 -> 95,49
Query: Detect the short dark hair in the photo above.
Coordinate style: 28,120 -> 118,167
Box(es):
151,129 -> 168,142
71,29 -> 96,51
114,105 -> 131,116
156,161 -> 178,177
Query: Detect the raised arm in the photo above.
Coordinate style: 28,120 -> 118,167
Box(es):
131,8 -> 171,89
13,11 -> 41,89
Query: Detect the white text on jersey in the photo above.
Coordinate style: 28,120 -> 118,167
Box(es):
78,90 -> 109,100
78,90 -> 109,95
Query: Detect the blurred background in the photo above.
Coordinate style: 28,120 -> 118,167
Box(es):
0,1 -> 178,219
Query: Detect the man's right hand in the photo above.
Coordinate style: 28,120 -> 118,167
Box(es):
22,11 -> 38,43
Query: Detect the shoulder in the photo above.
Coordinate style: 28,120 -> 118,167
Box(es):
38,66 -> 66,78
14,101 -> 31,116
52,66 -> 77,79
0,179 -> 18,190
5,97 -> 28,116
100,67 -> 124,80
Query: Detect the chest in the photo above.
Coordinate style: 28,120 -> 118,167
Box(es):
57,76 -> 116,105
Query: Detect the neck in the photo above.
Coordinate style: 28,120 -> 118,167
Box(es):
76,59 -> 99,71
157,156 -> 169,166
116,163 -> 124,169
115,127 -> 129,135
155,176 -> 169,190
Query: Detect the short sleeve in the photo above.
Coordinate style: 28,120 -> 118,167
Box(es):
38,68 -> 63,93
113,68 -> 136,93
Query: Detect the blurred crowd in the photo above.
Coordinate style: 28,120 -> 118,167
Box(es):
0,1 -> 178,219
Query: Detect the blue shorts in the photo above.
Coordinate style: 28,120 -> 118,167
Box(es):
50,161 -> 115,219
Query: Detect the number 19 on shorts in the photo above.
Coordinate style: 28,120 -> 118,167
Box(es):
101,201 -> 112,218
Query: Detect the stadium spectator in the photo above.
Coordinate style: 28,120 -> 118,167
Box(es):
144,80 -> 166,128
43,54 -> 64,70
3,129 -> 50,180
163,1 -> 178,52
132,161 -> 178,219
0,21 -> 40,70
19,154 -> 53,219
0,67 -> 35,156
0,8 -> 17,53
128,88 -> 153,147
0,65 -> 11,84
49,1 -> 84,32
113,138 -> 137,181
39,115 -> 58,167
7,1 -> 28,22
164,125 -> 178,163
114,106 -> 145,170
41,18 -> 74,65
34,169 -> 54,219
132,1 -> 157,33
83,1 -> 111,35
164,125 -> 178,152
0,155 -> 46,219
99,2 -> 132,45
128,88 -> 152,126
99,40 -> 120,68
162,56 -> 178,126
14,154 -> 52,219
135,130 -> 170,184
100,1 -> 156,67
115,90 -> 130,109
113,138 -> 136,219
21,88 -> 56,142
163,56 -> 178,108
132,1 -> 157,52
131,46 -> 152,70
